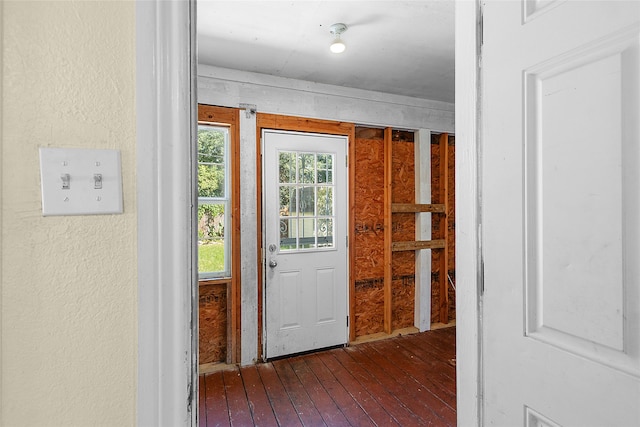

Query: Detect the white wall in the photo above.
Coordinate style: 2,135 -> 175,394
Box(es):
199,65 -> 455,132
2,1 -> 137,425
198,65 -> 454,364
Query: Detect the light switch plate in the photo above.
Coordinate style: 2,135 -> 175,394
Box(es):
39,147 -> 123,216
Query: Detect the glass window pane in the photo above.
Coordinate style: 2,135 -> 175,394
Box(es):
317,186 -> 333,216
198,163 -> 225,198
279,218 -> 297,251
299,218 -> 316,249
279,152 -> 296,184
317,219 -> 334,248
299,186 -> 315,216
317,154 -> 333,184
298,153 -> 316,184
279,185 -> 296,217
198,127 -> 226,164
198,203 -> 226,274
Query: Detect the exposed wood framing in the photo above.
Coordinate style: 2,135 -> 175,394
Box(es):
353,128 -> 385,338
438,133 -> 450,324
383,127 -> 393,334
349,123 -> 357,341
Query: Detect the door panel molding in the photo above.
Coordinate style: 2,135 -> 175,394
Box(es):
524,25 -> 640,377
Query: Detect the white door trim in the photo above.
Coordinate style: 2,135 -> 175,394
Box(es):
454,1 -> 482,426
135,0 -> 483,425
136,0 -> 197,425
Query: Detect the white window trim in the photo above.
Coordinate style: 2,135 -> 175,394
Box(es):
135,0 -> 482,425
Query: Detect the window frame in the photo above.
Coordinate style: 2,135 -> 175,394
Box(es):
197,104 -> 241,364
197,124 -> 231,280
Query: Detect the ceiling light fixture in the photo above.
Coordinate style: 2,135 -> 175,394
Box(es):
329,23 -> 348,54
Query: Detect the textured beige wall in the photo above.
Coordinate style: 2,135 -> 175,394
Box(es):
1,1 -> 137,425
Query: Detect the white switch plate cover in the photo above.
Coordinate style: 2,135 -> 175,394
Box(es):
39,147 -> 123,216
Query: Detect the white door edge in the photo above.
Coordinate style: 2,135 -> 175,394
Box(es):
454,1 -> 483,426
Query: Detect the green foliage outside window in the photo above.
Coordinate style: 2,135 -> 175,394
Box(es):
198,128 -> 226,242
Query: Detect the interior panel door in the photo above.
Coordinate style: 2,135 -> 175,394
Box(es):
482,1 -> 640,425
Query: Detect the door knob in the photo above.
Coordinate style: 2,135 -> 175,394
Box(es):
268,259 -> 278,268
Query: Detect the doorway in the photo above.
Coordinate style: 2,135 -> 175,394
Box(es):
135,1 -> 474,424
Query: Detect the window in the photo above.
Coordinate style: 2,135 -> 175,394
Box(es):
197,125 -> 230,279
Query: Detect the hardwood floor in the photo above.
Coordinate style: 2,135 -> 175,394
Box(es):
199,327 -> 456,426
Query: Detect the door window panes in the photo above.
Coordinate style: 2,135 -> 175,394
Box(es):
278,151 -> 335,251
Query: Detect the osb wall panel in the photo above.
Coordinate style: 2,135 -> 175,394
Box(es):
430,134 -> 456,324
353,128 -> 419,335
431,137 -> 443,323
391,139 -> 415,204
354,279 -> 385,336
392,138 -> 416,330
392,275 -> 416,329
354,128 -> 385,336
199,283 -> 227,364
447,137 -> 456,322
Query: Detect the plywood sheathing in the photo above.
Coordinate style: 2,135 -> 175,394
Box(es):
199,283 -> 228,364
430,138 -> 442,324
353,127 -> 417,337
383,127 -> 393,334
430,134 -> 456,324
446,136 -> 456,322
354,279 -> 385,336
354,128 -> 385,337
391,136 -> 416,331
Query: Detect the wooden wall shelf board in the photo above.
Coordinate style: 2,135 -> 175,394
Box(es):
391,203 -> 446,213
392,239 -> 446,251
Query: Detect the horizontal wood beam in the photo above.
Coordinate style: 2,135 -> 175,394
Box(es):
391,203 -> 446,213
392,239 -> 446,252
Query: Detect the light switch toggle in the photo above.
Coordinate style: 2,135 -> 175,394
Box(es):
61,173 -> 71,190
94,173 -> 103,189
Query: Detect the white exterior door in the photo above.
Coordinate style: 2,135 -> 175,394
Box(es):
482,1 -> 640,425
263,130 -> 348,359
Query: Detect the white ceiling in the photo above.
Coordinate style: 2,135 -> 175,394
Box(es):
197,1 -> 455,103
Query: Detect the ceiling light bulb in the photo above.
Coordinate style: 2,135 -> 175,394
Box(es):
330,38 -> 346,53
329,23 -> 348,54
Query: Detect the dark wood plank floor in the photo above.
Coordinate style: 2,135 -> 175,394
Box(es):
199,327 -> 456,426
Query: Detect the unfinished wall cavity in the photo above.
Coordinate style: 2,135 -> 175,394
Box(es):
431,133 -> 456,325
